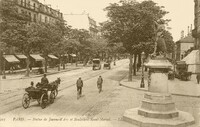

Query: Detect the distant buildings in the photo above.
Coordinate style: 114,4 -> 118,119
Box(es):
64,14 -> 99,37
175,34 -> 194,61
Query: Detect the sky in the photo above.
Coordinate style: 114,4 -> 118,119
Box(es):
39,0 -> 194,42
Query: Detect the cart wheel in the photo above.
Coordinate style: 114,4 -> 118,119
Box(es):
40,93 -> 48,109
37,99 -> 40,104
22,93 -> 30,109
49,92 -> 55,104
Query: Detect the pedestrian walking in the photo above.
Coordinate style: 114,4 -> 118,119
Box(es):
97,76 -> 103,93
76,77 -> 83,97
196,73 -> 200,84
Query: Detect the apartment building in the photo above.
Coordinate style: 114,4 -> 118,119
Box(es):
15,0 -> 63,23
0,0 -> 63,74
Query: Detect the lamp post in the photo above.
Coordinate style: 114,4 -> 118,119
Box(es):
2,52 -> 6,79
140,52 -> 145,88
0,51 -> 2,75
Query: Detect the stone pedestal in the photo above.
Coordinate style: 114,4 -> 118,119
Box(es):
123,57 -> 195,127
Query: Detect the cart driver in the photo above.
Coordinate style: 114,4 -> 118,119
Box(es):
41,74 -> 52,101
41,74 -> 49,87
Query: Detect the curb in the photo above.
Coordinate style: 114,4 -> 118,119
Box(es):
119,82 -> 148,92
119,81 -> 200,98
1,67 -> 82,81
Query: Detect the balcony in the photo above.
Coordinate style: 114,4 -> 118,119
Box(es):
16,1 -> 63,20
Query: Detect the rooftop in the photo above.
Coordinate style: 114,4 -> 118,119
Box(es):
176,35 -> 194,43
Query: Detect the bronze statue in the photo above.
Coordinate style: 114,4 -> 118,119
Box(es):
151,20 -> 167,58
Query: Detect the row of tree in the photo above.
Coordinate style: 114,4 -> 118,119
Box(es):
102,0 -> 175,81
0,0 -> 114,77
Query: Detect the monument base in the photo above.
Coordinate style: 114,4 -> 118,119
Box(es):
123,93 -> 195,127
123,108 -> 195,127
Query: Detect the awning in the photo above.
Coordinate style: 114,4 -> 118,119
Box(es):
70,54 -> 76,57
30,54 -> 44,61
48,55 -> 58,59
15,54 -> 27,59
182,50 -> 200,64
3,55 -> 20,63
181,50 -> 200,73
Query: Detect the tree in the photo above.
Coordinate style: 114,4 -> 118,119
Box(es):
68,29 -> 92,66
89,37 -> 108,60
103,0 -> 168,81
29,22 -> 66,73
162,30 -> 174,54
0,0 -> 33,76
0,0 -> 72,75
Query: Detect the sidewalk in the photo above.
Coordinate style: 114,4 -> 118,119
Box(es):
0,63 -> 92,80
120,71 -> 200,97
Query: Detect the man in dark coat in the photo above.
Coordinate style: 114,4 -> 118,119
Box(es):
41,74 -> 49,86
97,76 -> 103,93
76,77 -> 83,95
196,73 -> 200,84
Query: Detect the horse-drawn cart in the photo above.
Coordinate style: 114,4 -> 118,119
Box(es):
22,78 -> 61,109
22,87 -> 54,109
175,61 -> 192,81
103,62 -> 111,69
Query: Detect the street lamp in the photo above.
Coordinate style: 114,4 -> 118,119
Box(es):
2,52 -> 6,79
140,52 -> 145,88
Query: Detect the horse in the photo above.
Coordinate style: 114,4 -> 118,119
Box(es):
49,78 -> 61,98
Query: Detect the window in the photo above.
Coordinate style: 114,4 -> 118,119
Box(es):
39,15 -> 42,22
45,16 -> 48,23
29,12 -> 31,21
33,14 -> 36,22
28,1 -> 30,8
33,3 -> 36,10
24,0 -> 26,7
21,0 -> 23,6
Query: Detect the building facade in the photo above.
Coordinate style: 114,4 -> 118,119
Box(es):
192,0 -> 200,49
0,0 -> 63,73
64,14 -> 98,37
175,35 -> 194,61
15,0 -> 63,23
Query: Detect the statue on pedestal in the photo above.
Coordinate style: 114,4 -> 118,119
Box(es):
151,20 -> 167,59
123,20 -> 195,127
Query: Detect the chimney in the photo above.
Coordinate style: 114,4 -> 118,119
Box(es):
190,24 -> 192,34
188,26 -> 190,35
181,30 -> 184,39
